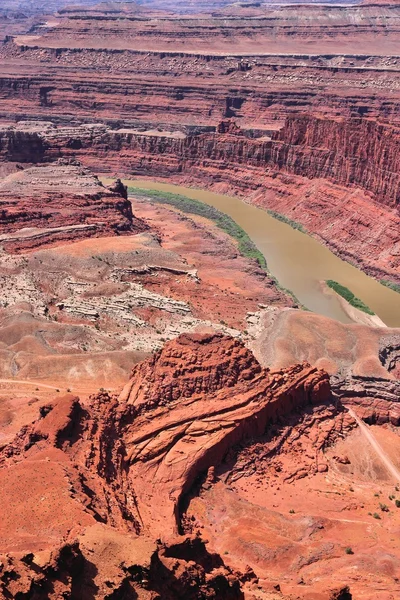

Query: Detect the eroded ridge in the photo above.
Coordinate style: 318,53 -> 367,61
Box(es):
0,333 -> 332,598
0,161 -> 146,252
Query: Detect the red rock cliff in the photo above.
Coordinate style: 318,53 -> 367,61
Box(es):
0,161 -> 145,251
4,115 -> 398,209
0,333 -> 332,597
1,116 -> 399,280
273,115 -> 400,209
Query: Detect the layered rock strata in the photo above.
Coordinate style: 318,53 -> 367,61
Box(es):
0,333 -> 332,597
1,42 -> 400,129
0,161 -> 145,251
2,116 -> 400,209
0,2 -> 398,286
1,117 -> 398,282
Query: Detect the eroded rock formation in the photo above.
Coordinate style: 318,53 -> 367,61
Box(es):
2,116 -> 400,210
0,161 -> 145,251
0,333 -> 333,598
1,115 -> 399,282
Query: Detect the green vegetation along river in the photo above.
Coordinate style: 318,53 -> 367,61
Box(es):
113,179 -> 400,328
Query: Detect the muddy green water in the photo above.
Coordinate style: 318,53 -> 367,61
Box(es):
123,179 -> 400,327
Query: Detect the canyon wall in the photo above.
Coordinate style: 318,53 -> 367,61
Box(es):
3,115 -> 400,209
0,3 -> 398,282
1,35 -> 400,131
0,161 -> 145,251
274,116 -> 400,209
1,115 -> 399,282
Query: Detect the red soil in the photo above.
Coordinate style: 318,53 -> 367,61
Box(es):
0,333 -> 336,598
0,4 -> 399,599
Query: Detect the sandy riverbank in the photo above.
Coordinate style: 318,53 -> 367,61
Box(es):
320,281 -> 387,328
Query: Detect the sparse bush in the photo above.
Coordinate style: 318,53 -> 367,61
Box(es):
128,187 -> 268,268
267,209 -> 306,233
379,503 -> 389,512
128,186 -> 305,308
395,500 -> 400,508
380,279 -> 400,294
345,547 -> 354,555
326,280 -> 375,315
373,512 -> 381,519
289,509 -> 295,514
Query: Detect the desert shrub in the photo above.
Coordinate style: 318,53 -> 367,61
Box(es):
326,280 -> 375,315
267,210 -> 306,233
380,279 -> 400,294
129,187 -> 268,269
129,187 -> 304,307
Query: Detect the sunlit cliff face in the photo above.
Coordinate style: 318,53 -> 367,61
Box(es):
0,1 -> 399,598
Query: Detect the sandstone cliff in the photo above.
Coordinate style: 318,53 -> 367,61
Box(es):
0,161 -> 145,251
1,116 -> 398,282
274,116 -> 400,209
0,333 -> 332,598
3,115 -> 399,209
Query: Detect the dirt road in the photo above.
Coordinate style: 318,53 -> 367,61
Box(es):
0,379 -> 61,391
348,407 -> 400,483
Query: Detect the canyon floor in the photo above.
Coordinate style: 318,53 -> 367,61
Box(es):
0,1 -> 399,599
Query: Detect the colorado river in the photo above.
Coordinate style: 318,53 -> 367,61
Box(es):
110,179 -> 400,327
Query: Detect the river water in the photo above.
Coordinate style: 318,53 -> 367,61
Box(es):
117,179 -> 400,327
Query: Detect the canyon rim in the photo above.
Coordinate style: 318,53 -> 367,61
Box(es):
0,1 -> 399,599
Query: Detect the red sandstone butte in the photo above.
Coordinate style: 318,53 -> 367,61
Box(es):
0,333 -> 332,598
0,161 -> 145,252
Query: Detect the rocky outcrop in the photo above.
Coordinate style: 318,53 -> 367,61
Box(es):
379,334 -> 400,378
0,161 -> 146,251
0,534 -> 244,599
0,127 -> 46,162
1,116 -> 399,281
274,116 -> 400,209
3,116 -> 400,212
0,333 -> 331,596
331,374 -> 400,425
118,333 -> 330,536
